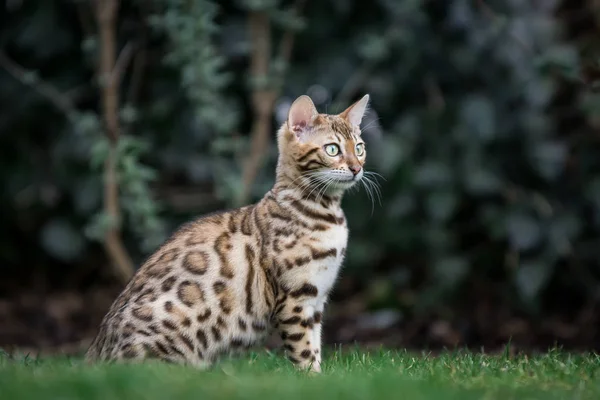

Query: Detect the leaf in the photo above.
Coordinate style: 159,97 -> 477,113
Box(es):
515,260 -> 551,302
120,104 -> 138,124
346,238 -> 383,270
548,213 -> 582,256
433,256 -> 469,288
394,114 -> 420,141
40,219 -> 85,262
584,178 -> 600,209
425,190 -> 458,222
581,93 -> 600,119
22,70 -> 39,85
81,36 -> 97,54
524,78 -> 555,109
464,168 -> 503,195
479,205 -> 505,240
74,112 -> 101,137
377,137 -> 407,175
530,140 -> 567,181
387,193 -> 415,219
414,162 -> 453,188
357,34 -> 390,61
73,177 -> 101,215
84,212 -> 117,242
534,44 -> 578,72
137,165 -> 158,182
88,138 -> 109,171
460,95 -> 496,142
447,0 -> 472,29
506,212 -> 541,251
424,227 -> 455,252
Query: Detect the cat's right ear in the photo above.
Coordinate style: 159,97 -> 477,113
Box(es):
287,95 -> 318,137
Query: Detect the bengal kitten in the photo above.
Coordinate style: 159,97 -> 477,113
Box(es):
86,94 -> 373,373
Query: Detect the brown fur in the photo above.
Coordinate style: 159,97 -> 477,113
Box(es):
86,94 -> 371,372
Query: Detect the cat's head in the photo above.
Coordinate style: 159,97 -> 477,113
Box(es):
277,94 -> 370,195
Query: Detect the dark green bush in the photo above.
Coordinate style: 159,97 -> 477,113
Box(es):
0,0 -> 597,324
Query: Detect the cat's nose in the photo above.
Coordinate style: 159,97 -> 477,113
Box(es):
349,165 -> 362,175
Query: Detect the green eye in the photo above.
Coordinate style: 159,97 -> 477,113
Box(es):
355,143 -> 365,156
324,144 -> 340,156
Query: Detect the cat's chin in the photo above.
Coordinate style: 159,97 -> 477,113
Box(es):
328,179 -> 359,192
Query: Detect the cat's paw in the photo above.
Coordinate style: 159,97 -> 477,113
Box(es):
310,363 -> 321,374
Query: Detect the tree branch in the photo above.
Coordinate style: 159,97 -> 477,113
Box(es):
127,14 -> 148,107
240,1 -> 306,205
2,1 -> 136,284
111,41 -> 135,88
240,11 -> 273,205
95,0 -> 135,283
0,52 -> 77,116
127,45 -> 146,106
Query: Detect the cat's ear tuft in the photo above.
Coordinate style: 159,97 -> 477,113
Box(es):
288,95 -> 318,136
341,94 -> 370,128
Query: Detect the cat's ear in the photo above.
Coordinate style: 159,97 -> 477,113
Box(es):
340,94 -> 370,128
287,95 -> 318,137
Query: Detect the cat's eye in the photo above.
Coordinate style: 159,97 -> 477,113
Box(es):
324,144 -> 340,156
355,143 -> 365,156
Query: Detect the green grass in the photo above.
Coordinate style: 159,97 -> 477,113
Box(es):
0,348 -> 599,399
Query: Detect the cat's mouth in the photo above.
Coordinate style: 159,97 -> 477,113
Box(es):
305,170 -> 362,192
346,170 -> 364,183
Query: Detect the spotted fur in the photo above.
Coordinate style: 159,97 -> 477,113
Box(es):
86,94 -> 371,373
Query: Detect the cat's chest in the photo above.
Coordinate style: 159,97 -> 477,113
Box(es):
315,223 -> 348,261
273,206 -> 348,296
306,223 -> 348,290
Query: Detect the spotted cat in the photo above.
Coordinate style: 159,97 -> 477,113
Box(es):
86,94 -> 372,373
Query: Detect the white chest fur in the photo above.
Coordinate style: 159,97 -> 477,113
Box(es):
277,218 -> 348,304
308,222 -> 348,299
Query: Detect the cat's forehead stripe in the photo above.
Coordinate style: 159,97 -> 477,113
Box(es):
328,118 -> 354,140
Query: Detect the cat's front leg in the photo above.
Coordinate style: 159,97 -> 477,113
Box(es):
277,298 -> 322,372
311,304 -> 324,368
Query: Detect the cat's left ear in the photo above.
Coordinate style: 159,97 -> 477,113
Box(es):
340,94 -> 370,129
288,95 -> 319,138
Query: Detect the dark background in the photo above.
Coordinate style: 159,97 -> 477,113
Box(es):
1,0 -> 599,356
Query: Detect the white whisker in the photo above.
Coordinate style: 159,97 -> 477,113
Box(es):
316,176 -> 336,204
360,117 -> 381,133
360,178 -> 375,215
288,170 -> 325,199
362,175 -> 382,207
363,170 -> 386,181
304,173 -> 330,201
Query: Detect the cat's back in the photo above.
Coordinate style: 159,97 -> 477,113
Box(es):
123,205 -> 258,300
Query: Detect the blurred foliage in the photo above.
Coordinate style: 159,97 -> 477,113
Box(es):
1,0 -> 599,324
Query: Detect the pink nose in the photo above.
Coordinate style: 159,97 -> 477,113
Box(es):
349,165 -> 361,175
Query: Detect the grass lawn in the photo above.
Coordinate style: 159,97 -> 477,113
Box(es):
0,347 -> 598,399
